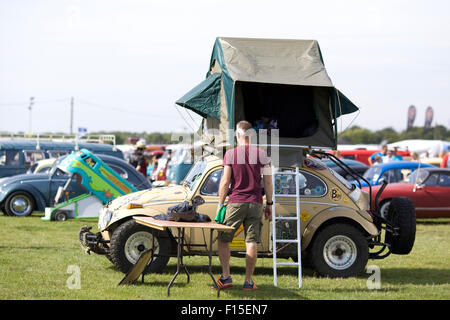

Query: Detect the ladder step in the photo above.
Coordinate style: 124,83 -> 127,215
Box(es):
274,216 -> 298,220
274,239 -> 299,243
276,262 -> 300,266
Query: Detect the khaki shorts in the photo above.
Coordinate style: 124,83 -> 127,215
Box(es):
218,202 -> 263,243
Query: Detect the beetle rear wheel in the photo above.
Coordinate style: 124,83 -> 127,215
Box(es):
309,223 -> 368,278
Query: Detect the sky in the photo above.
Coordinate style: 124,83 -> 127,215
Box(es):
0,0 -> 449,136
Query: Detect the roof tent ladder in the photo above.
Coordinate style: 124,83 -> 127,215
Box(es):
271,166 -> 302,288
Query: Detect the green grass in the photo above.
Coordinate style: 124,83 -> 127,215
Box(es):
0,214 -> 449,300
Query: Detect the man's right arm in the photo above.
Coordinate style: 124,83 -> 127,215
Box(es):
262,165 -> 273,220
218,165 -> 232,205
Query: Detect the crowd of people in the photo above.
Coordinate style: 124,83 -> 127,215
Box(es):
367,145 -> 403,165
331,144 -> 450,168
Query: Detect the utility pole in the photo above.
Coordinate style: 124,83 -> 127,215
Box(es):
28,97 -> 34,135
70,97 -> 74,136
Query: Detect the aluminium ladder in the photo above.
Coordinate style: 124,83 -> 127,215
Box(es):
271,166 -> 302,288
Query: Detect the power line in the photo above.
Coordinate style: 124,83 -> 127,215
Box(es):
76,98 -> 177,119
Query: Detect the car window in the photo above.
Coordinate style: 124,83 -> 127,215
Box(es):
424,173 -> 439,186
381,169 -> 403,183
47,150 -> 70,158
0,150 -> 20,166
275,170 -> 327,197
200,169 -> 223,196
109,164 -> 128,179
438,173 -> 450,186
363,166 -> 381,182
23,150 -> 45,165
183,160 -> 207,191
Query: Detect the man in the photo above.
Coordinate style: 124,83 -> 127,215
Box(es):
441,152 -> 450,168
129,140 -> 147,177
368,145 -> 388,165
215,120 -> 273,291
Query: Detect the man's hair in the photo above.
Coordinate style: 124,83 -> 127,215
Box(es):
236,120 -> 253,135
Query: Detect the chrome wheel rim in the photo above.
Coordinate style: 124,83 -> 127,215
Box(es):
323,235 -> 357,270
10,195 -> 32,216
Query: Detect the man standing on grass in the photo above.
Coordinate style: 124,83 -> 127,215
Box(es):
215,120 -> 273,291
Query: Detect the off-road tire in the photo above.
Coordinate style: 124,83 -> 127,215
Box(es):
308,223 -> 368,278
385,197 -> 416,254
4,191 -> 35,217
109,219 -> 171,274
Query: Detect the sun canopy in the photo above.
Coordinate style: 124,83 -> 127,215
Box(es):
176,37 -> 359,149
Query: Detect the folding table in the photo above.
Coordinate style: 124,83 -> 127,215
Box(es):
130,216 -> 234,297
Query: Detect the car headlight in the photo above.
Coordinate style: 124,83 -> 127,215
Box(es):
98,207 -> 113,230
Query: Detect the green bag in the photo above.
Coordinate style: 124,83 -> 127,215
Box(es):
215,205 -> 227,224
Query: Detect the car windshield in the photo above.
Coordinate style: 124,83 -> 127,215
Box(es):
407,169 -> 429,185
328,167 -> 355,190
363,166 -> 382,182
49,156 -> 68,177
183,160 -> 207,191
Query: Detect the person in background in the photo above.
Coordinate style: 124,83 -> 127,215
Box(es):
129,140 -> 147,177
368,145 -> 388,165
391,147 -> 403,161
441,151 -> 450,168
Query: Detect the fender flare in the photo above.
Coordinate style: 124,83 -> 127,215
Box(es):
302,206 -> 379,250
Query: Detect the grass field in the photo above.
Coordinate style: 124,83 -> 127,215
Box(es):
0,214 -> 449,300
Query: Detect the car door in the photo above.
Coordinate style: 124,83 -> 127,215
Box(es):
414,172 -> 450,218
422,172 -> 450,217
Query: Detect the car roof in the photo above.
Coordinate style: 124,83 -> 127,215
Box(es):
419,167 -> 450,174
0,140 -> 114,150
323,159 -> 367,167
371,161 -> 432,169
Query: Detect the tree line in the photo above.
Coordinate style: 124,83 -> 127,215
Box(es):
2,125 -> 449,146
338,125 -> 450,145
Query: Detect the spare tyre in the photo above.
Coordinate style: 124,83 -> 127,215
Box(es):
385,197 -> 416,254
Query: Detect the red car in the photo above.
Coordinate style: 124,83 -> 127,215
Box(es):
339,149 -> 410,166
364,167 -> 450,218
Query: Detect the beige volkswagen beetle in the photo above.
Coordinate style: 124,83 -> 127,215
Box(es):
80,152 -> 416,278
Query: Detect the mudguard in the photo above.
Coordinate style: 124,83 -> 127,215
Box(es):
302,206 -> 379,250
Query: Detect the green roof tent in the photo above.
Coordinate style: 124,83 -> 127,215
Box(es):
176,37 -> 359,149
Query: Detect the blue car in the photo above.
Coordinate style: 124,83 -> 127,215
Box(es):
359,161 -> 433,187
0,154 -> 151,217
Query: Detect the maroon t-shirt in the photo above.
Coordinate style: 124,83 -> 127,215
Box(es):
223,145 -> 270,204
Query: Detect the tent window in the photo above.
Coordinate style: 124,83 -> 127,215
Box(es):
236,82 -> 318,138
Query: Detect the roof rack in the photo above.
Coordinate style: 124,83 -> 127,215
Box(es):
0,133 -> 117,150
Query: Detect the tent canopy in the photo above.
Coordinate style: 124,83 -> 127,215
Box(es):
176,37 -> 359,149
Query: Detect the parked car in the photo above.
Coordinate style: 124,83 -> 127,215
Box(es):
339,149 -> 410,166
0,153 -> 151,217
80,153 -> 416,278
366,167 -> 450,218
359,161 -> 433,187
0,139 -> 123,179
321,159 -> 368,182
26,158 -> 57,174
165,146 -> 194,184
150,144 -> 186,185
